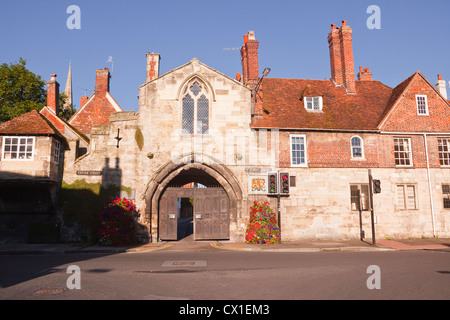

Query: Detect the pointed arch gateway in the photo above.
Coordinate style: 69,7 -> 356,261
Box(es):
143,154 -> 243,242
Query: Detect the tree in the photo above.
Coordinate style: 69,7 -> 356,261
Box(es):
0,58 -> 46,122
59,92 -> 77,122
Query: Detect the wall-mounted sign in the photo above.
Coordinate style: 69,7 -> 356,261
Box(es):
76,170 -> 103,176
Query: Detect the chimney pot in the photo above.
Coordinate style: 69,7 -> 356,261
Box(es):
438,74 -> 442,80
329,21 -> 355,92
359,66 -> 363,72
331,24 -> 336,29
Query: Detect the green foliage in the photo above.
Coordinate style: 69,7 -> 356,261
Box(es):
135,128 -> 144,150
58,180 -> 125,243
59,92 -> 77,122
0,58 -> 46,122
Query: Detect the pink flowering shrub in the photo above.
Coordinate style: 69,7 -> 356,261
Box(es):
98,197 -> 140,246
245,201 -> 281,244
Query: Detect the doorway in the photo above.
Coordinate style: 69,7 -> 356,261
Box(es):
158,168 -> 230,241
177,197 -> 194,240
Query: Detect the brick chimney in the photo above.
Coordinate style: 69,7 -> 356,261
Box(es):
357,66 -> 373,81
80,96 -> 89,107
95,68 -> 110,94
240,31 -> 259,88
46,74 -> 60,115
328,21 -> 356,94
435,74 -> 448,100
146,52 -> 160,82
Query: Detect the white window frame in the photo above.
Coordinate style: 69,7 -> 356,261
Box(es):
304,96 -> 323,112
394,137 -> 413,167
416,95 -> 428,116
290,134 -> 307,167
437,137 -> 450,167
1,136 -> 35,161
350,135 -> 364,159
396,184 -> 418,210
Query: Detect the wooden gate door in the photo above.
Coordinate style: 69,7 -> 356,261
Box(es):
194,188 -> 229,240
159,189 -> 178,240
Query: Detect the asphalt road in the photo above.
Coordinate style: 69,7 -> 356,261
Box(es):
1,243 -> 449,305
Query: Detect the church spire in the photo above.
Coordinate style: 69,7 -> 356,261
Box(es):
63,62 -> 73,111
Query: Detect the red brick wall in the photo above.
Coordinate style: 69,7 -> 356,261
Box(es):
69,94 -> 117,136
380,75 -> 450,132
277,131 -> 447,169
69,68 -> 120,136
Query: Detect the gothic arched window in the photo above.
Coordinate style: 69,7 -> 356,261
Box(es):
182,80 -> 209,134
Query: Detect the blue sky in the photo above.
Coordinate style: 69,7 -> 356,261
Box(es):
1,0 -> 450,112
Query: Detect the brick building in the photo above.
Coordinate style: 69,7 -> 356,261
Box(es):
58,20 -> 450,243
2,20 -> 448,243
68,68 -> 123,137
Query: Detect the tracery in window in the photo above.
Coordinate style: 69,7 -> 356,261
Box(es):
182,80 -> 209,134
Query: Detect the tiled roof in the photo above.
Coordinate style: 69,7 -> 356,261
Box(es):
251,78 -> 393,130
0,109 -> 63,139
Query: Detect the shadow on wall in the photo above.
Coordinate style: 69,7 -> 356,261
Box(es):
0,171 -> 59,243
58,157 -> 146,244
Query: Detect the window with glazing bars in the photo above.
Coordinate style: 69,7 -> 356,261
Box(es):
351,136 -> 363,158
2,136 -> 34,160
182,81 -> 209,134
442,184 -> 450,209
394,137 -> 412,166
438,138 -> 450,166
396,184 -> 417,210
304,96 -> 322,111
290,134 -> 307,166
416,95 -> 428,115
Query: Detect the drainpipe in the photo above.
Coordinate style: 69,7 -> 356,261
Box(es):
423,133 -> 436,237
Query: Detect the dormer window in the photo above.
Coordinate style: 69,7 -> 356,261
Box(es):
304,96 -> 323,112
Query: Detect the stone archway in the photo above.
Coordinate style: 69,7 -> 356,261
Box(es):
143,153 -> 243,242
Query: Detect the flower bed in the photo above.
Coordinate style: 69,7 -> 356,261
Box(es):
245,201 -> 281,244
98,197 -> 140,246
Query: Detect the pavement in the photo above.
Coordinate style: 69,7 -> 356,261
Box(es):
0,237 -> 449,255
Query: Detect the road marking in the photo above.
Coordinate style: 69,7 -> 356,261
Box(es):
161,260 -> 207,267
